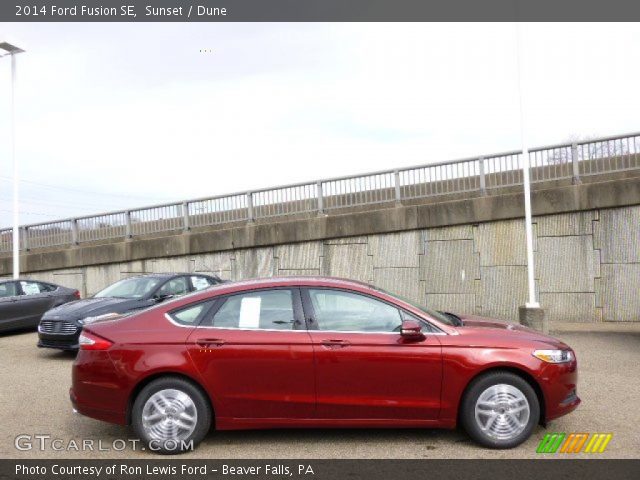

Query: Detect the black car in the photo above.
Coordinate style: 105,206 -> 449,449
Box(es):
37,273 -> 222,350
0,279 -> 80,333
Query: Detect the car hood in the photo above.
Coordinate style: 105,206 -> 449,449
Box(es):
456,314 -> 569,349
42,297 -> 145,321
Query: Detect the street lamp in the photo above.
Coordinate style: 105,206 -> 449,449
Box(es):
0,41 -> 25,279
515,24 -> 545,332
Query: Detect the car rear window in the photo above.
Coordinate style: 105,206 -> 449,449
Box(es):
169,300 -> 215,326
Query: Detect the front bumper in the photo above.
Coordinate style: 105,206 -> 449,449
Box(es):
37,333 -> 80,350
540,358 -> 581,422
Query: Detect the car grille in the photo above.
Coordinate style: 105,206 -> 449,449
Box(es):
39,320 -> 78,335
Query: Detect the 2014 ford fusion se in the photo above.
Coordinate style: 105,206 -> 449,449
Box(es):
70,277 -> 579,454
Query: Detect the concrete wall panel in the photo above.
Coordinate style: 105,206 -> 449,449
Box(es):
536,211 -> 596,237
475,220 -> 532,267
479,266 -> 528,320
232,248 -> 274,280
539,293 -> 597,323
421,240 -> 479,293
275,242 -> 322,270
425,293 -> 476,315
29,269 -> 86,297
597,206 -> 640,263
189,252 -> 232,278
323,243 -> 372,282
277,269 -> 321,277
599,264 -> 640,322
85,261 -> 145,296
536,236 -> 597,293
424,225 -> 474,241
369,232 -> 421,268
372,267 -> 422,303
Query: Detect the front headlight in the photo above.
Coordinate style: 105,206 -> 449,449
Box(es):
532,349 -> 573,363
79,312 -> 121,325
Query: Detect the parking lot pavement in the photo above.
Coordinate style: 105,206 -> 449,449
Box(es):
0,329 -> 638,459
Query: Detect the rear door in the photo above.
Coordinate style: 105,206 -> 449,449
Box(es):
302,287 -> 442,421
0,282 -> 23,330
19,281 -> 61,323
185,288 -> 316,420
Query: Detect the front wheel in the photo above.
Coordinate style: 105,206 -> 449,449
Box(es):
132,377 -> 211,454
460,371 -> 539,449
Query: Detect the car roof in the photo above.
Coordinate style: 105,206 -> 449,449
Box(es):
1,278 -> 56,284
123,272 -> 218,279
201,276 -> 377,294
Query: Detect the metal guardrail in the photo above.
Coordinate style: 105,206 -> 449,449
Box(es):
1,132 -> 639,253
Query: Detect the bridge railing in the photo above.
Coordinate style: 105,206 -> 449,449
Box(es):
1,131 -> 639,253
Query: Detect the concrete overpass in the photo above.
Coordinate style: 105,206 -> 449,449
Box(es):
1,132 -> 639,325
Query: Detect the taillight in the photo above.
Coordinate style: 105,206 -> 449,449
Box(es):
73,290 -> 81,300
79,331 -> 113,351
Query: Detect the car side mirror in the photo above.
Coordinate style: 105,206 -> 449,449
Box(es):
400,319 -> 425,340
153,293 -> 174,303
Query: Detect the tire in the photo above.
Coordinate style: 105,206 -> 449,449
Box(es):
132,377 -> 212,454
460,371 -> 539,449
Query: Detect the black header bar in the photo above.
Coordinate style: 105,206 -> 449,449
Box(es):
2,0 -> 640,22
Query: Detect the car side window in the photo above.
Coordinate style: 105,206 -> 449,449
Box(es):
0,282 -> 17,298
211,290 -> 295,330
191,275 -> 214,291
157,277 -> 189,297
39,283 -> 57,292
308,289 -> 402,332
20,281 -> 45,296
169,300 -> 215,326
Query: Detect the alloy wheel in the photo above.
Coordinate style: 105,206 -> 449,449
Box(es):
474,383 -> 530,441
141,388 -> 198,443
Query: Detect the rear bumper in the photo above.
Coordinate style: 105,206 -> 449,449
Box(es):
70,386 -> 126,425
71,350 -> 128,425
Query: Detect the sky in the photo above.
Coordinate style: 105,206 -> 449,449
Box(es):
0,22 -> 639,227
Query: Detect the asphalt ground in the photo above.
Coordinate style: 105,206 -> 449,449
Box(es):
0,329 -> 638,459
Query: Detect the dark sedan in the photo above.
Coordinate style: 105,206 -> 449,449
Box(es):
0,279 -> 80,333
38,273 -> 222,350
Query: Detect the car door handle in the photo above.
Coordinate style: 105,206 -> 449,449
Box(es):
196,338 -> 226,348
321,339 -> 351,349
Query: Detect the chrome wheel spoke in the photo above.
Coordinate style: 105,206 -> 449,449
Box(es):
480,413 -> 499,431
143,412 -> 163,424
179,411 -> 196,424
474,384 -> 530,441
142,388 -> 198,443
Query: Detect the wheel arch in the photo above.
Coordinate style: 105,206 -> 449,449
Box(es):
126,371 -> 215,426
458,366 -> 546,427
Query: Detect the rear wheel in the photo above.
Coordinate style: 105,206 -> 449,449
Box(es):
132,377 -> 211,454
460,371 -> 539,449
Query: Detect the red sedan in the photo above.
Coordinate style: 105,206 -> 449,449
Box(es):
70,277 -> 579,453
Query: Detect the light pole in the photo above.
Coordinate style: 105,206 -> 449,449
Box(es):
0,41 -> 25,279
515,24 -> 545,332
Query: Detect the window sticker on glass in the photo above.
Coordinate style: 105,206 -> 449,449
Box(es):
238,297 -> 261,328
192,276 -> 210,291
21,282 -> 41,295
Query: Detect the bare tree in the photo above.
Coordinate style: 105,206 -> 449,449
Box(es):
545,134 -> 632,165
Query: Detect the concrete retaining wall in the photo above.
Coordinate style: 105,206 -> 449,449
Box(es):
2,177 -> 639,324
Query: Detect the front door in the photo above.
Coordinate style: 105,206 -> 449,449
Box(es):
186,288 -> 315,420
302,287 -> 443,421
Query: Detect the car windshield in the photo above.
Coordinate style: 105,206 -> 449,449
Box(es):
375,288 -> 460,327
94,277 -> 162,299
